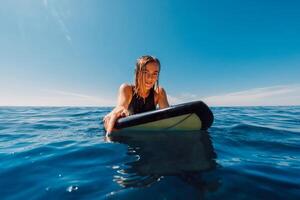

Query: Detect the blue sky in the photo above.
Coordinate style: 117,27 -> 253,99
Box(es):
1,0 -> 300,106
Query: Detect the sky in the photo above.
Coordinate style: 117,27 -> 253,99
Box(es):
0,0 -> 300,106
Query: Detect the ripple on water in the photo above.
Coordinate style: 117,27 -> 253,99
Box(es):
0,106 -> 300,199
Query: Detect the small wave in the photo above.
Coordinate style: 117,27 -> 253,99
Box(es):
229,123 -> 299,135
31,123 -> 66,130
0,133 -> 36,141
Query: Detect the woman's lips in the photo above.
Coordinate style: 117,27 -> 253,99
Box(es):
145,82 -> 153,87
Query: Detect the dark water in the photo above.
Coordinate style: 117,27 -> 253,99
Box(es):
0,106 -> 299,199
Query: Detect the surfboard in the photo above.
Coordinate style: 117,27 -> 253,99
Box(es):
114,101 -> 213,131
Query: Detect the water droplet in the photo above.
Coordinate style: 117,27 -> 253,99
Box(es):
106,191 -> 116,197
66,185 -> 79,192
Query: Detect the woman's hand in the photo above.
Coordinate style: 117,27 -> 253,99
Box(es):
103,107 -> 130,135
103,83 -> 133,135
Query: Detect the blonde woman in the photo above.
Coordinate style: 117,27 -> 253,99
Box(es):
103,55 -> 169,134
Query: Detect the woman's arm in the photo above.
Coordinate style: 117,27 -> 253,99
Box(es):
103,83 -> 132,134
156,87 -> 169,109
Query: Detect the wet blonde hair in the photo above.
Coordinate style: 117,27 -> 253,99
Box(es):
134,55 -> 160,96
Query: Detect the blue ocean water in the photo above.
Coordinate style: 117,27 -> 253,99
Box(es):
0,106 -> 299,199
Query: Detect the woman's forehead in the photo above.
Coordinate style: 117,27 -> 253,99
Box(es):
145,62 -> 159,72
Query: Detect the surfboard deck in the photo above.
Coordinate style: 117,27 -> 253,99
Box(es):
114,101 -> 213,131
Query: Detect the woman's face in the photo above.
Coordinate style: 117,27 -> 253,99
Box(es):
142,62 -> 159,90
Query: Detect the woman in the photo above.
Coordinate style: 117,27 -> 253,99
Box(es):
103,55 -> 169,134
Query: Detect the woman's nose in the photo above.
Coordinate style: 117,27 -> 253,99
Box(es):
148,75 -> 156,81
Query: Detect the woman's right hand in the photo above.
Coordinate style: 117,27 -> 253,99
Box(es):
103,83 -> 133,135
103,107 -> 130,135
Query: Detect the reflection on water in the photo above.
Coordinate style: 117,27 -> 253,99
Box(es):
107,131 -> 220,191
1,107 -> 299,199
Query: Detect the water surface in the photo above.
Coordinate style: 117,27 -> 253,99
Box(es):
0,106 -> 299,199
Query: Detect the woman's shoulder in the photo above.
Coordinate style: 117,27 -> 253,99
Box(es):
119,83 -> 134,94
154,86 -> 169,107
154,86 -> 167,96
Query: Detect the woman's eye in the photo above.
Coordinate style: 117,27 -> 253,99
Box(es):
142,71 -> 158,78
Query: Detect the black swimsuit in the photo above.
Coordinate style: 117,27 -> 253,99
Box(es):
128,87 -> 156,114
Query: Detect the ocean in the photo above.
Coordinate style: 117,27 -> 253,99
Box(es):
0,106 -> 299,199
